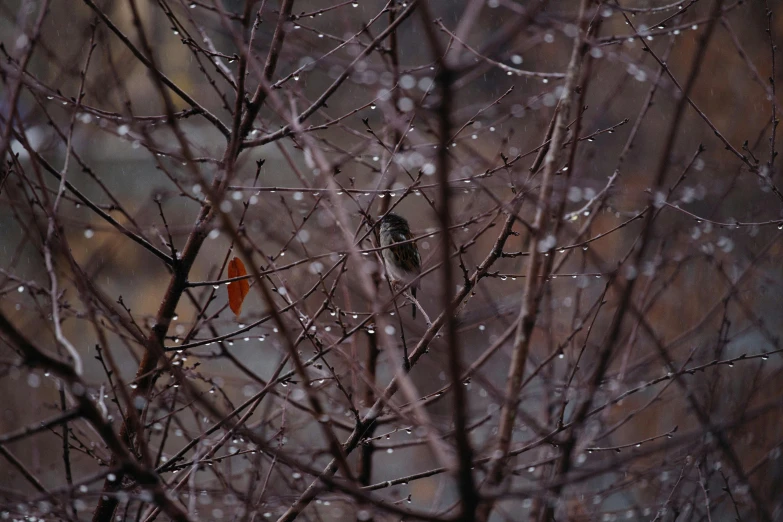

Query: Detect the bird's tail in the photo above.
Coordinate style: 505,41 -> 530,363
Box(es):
412,287 -> 417,319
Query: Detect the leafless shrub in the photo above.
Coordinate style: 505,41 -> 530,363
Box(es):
1,0 -> 782,521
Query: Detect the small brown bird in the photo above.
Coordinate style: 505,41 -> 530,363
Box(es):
379,213 -> 421,318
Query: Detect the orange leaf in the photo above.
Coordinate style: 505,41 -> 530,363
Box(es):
227,257 -> 250,317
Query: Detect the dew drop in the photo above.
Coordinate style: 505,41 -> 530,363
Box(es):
27,373 -> 40,388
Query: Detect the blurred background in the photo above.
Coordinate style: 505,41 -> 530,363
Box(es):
1,0 -> 782,520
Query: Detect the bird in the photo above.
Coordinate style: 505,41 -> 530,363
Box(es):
379,213 -> 422,318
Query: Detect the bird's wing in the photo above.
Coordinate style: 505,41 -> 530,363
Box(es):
389,231 -> 421,274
